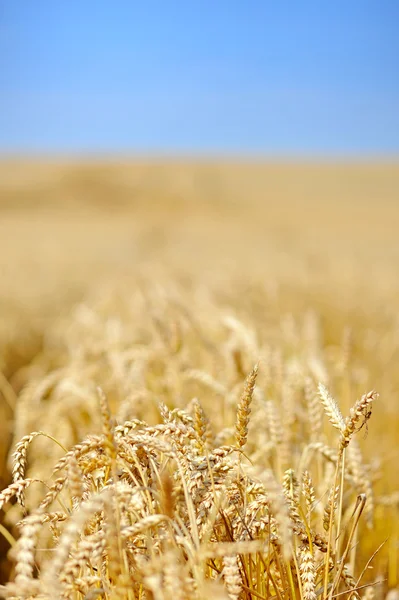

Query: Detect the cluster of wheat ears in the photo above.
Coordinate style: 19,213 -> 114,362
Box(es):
0,280 -> 397,600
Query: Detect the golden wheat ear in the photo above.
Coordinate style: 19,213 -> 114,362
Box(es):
235,363 -> 258,450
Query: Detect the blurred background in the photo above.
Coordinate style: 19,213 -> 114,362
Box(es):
0,0 -> 399,583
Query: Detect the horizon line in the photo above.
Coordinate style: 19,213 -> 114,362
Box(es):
1,151 -> 399,164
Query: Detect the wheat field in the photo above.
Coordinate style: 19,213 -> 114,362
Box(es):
0,159 -> 398,599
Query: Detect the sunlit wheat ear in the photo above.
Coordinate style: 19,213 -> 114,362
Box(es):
52,434 -> 104,474
43,492 -> 109,593
341,390 -> 378,449
302,470 -> 316,515
235,363 -> 258,449
222,555 -> 242,600
38,476 -> 67,511
300,545 -> 317,600
97,386 -> 117,461
318,383 -> 345,433
192,398 -> 211,452
0,579 -> 41,600
283,468 -> 301,524
323,485 -> 339,532
12,513 -> 43,589
0,479 -> 36,512
61,530 -> 105,596
11,432 -> 40,507
67,454 -> 84,509
105,492 -> 123,592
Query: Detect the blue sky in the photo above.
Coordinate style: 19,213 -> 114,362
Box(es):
0,1 -> 398,155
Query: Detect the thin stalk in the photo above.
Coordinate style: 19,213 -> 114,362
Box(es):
347,538 -> 387,600
328,494 -> 366,600
336,447 -> 346,558
323,451 -> 342,600
0,523 -> 17,547
286,558 -> 298,600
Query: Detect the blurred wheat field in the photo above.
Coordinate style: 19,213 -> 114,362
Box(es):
0,160 -> 398,599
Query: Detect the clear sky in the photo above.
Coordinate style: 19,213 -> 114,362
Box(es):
0,1 -> 398,156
